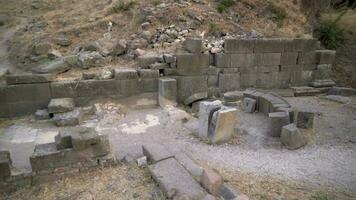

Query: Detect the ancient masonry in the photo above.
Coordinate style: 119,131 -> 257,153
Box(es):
0,38 -> 335,118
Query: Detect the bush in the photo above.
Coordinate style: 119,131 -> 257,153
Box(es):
318,12 -> 347,49
266,2 -> 287,22
111,0 -> 136,13
217,0 -> 235,13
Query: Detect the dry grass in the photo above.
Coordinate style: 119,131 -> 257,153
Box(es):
2,165 -> 164,200
322,9 -> 356,35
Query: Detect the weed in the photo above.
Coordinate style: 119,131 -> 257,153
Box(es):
266,2 -> 287,23
318,11 -> 347,49
217,0 -> 235,13
310,193 -> 329,200
111,0 -> 136,13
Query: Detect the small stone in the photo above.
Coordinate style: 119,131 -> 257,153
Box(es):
97,69 -> 114,80
54,36 -> 72,46
141,31 -> 153,41
136,156 -> 147,167
201,169 -> 223,195
211,47 -> 222,54
48,49 -> 62,60
141,22 -> 150,29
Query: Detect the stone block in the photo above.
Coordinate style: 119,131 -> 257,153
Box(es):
142,143 -> 174,163
315,50 -> 336,64
5,73 -> 54,85
328,86 -> 356,96
0,150 -> 11,179
77,79 -> 119,97
221,68 -> 239,74
176,53 -> 209,71
163,68 -> 208,76
224,90 -> 244,102
207,66 -> 221,75
48,98 -> 75,114
312,64 -> 332,80
284,38 -> 318,52
137,69 -> 159,78
281,124 -> 307,150
119,79 -> 139,97
138,78 -> 158,93
291,86 -> 321,96
310,79 -> 336,88
6,100 -> 50,118
149,62 -> 169,70
290,71 -> 313,86
137,55 -> 161,68
184,37 -> 203,53
254,38 -> 285,53
33,59 -> 70,74
217,185 -> 238,200
267,112 -> 290,137
243,90 -> 264,110
295,110 -> 314,129
224,39 -> 254,53
148,158 -> 206,199
136,156 -> 147,167
50,81 -> 78,98
163,54 -> 176,63
208,87 -> 220,98
210,108 -> 237,144
297,52 -> 316,65
176,75 -> 208,103
198,100 -> 223,139
175,152 -> 203,177
208,75 -> 219,87
219,73 -> 240,93
201,169 -> 223,195
281,52 -> 298,65
230,53 -> 256,68
53,109 -> 83,126
255,53 -> 281,66
114,68 -> 138,79
242,97 -> 256,113
159,78 -> 177,107
322,95 -> 351,104
215,53 -> 231,68
240,73 -> 257,88
3,83 -> 51,103
35,109 -> 51,120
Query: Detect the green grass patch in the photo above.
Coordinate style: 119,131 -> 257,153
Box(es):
318,11 -> 347,49
217,0 -> 235,13
266,2 -> 287,23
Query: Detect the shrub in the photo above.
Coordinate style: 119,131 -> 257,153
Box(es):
217,0 -> 235,13
111,0 -> 136,13
266,2 -> 287,22
318,12 -> 347,49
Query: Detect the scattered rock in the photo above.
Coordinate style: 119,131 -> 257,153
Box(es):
78,51 -> 104,69
48,49 -> 62,60
33,42 -> 52,55
141,22 -> 150,29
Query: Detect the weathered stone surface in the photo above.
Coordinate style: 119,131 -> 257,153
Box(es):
312,64 -> 332,80
291,86 -> 321,97
208,75 -> 219,87
35,109 -> 51,120
230,53 -> 255,68
114,68 -> 138,80
309,79 -> 336,88
176,53 -> 209,72
1,83 -> 51,103
215,53 -> 231,68
33,42 -> 51,55
64,55 -> 81,68
148,158 -> 206,199
176,75 -> 208,103
242,97 -> 256,113
198,100 -> 222,139
33,59 -> 70,74
203,194 -> 217,200
224,91 -> 244,102
159,78 -> 177,107
184,37 -> 203,53
224,39 -> 254,53
219,73 -> 240,93
281,124 -> 307,150
297,52 -> 316,65
184,92 -> 208,106
321,95 -> 351,104
254,38 -> 284,53
6,73 -> 54,85
149,62 -> 169,70
284,38 -> 318,52
281,52 -> 298,65
201,169 -> 223,195
163,54 -> 176,63
210,108 -> 237,144
255,53 -> 281,66
137,55 -> 161,68
142,143 -> 174,163
175,152 -> 203,177
136,156 -> 147,167
78,51 -> 104,69
137,69 -> 159,78
295,110 -> 314,129
53,109 -> 83,126
328,86 -> 356,97
267,112 -> 290,137
0,150 -> 11,179
48,98 -> 75,114
50,81 -> 78,98
217,184 -> 238,200
315,50 -> 336,64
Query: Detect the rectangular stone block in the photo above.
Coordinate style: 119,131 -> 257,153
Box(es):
201,169 -> 223,195
224,39 -> 254,53
3,83 -> 51,103
255,53 -> 281,66
230,53 -> 255,68
137,69 -> 159,78
184,38 -> 203,53
281,124 -> 307,150
148,158 -> 206,199
5,73 -> 54,85
240,73 -> 257,88
281,52 -> 298,65
215,53 -> 231,68
254,38 -> 285,53
198,100 -> 223,139
0,151 -> 11,179
210,108 -> 237,144
297,52 -> 316,65
114,68 -> 138,79
48,98 -> 75,114
315,50 -> 336,64
163,68 -> 208,76
176,75 -> 208,103
137,55 -> 161,68
50,81 -> 78,98
290,71 -> 313,86
142,143 -> 174,163
138,78 -> 158,93
207,66 -> 221,75
267,112 -> 290,137
119,79 -> 139,97
53,109 -> 83,126
284,38 -> 318,52
176,53 -> 209,71
159,78 -> 177,107
208,75 -> 219,87
242,97 -> 256,113
77,79 -> 120,97
218,73 -> 240,93
312,64 -> 332,80
295,110 -> 314,129
174,152 -> 203,177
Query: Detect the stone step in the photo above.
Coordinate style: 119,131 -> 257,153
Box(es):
142,143 -> 174,163
148,158 -> 207,199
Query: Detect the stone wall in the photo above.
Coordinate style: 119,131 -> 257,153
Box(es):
0,38 -> 336,118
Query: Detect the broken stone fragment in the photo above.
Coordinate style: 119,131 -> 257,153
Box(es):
201,168 -> 223,195
184,92 -> 208,106
209,107 -> 237,144
242,97 -> 256,113
281,124 -> 307,150
53,109 -> 83,127
136,156 -> 147,167
54,36 -> 72,46
33,42 -> 52,55
48,98 -> 75,114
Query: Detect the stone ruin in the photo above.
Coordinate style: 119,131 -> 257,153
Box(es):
1,37 -> 350,198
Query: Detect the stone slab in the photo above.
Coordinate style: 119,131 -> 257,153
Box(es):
310,79 -> 336,88
315,50 -> 336,65
159,78 -> 177,107
142,143 -> 174,163
50,81 -> 78,98
53,109 -> 83,127
176,53 -> 209,71
295,110 -> 314,129
267,112 -> 290,137
224,39 -> 254,53
328,87 -> 356,96
6,74 -> 54,85
254,38 -> 285,53
321,95 -> 351,104
48,98 -> 75,114
148,158 -> 206,199
219,73 -> 240,93
175,152 -> 203,177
